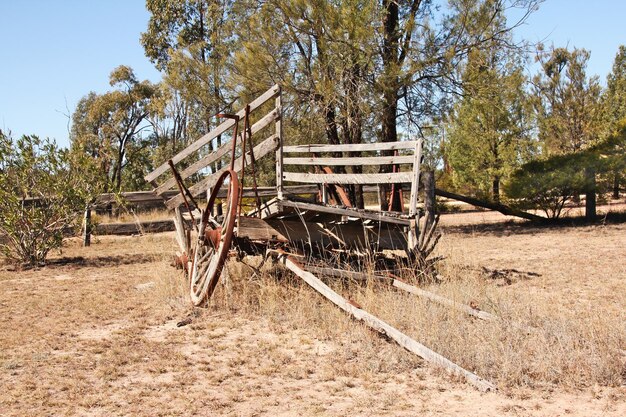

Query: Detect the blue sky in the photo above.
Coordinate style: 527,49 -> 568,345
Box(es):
1,0 -> 625,148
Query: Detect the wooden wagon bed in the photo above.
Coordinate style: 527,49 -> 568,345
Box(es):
145,84 -> 424,253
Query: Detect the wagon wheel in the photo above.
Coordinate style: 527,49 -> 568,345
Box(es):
189,169 -> 240,306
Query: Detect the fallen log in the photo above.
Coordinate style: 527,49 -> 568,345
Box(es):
435,188 -> 544,222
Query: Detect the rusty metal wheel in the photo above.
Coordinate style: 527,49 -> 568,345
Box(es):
189,169 -> 239,306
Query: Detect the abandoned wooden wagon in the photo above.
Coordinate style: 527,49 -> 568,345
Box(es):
145,84 -> 495,391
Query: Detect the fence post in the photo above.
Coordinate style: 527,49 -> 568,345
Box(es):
82,204 -> 91,247
422,170 -> 436,230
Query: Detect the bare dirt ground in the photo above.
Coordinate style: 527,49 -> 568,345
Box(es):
1,208 -> 624,416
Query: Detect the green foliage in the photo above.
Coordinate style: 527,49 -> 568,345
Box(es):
447,34 -> 535,201
533,46 -> 602,155
603,46 -> 626,134
505,152 -> 596,219
0,132 -> 95,266
71,66 -> 156,192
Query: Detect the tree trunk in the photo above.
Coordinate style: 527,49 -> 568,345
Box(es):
613,171 -> 620,199
585,166 -> 596,221
492,176 -> 500,203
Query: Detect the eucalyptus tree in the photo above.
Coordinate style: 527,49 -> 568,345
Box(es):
142,0 -> 237,140
71,66 -> 156,191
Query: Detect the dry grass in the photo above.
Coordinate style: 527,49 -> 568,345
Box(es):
0,212 -> 625,416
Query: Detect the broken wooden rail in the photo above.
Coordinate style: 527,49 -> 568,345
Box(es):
304,265 -> 497,322
280,254 -> 496,392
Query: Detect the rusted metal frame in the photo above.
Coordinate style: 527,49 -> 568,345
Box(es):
217,112 -> 243,230
167,159 -> 199,229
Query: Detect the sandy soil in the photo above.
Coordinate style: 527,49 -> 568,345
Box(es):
0,212 -> 624,416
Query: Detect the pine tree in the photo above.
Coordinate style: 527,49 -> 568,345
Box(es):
602,45 -> 626,197
447,42 -> 534,202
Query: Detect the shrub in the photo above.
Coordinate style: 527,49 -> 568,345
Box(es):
0,132 -> 92,266
504,153 -> 596,219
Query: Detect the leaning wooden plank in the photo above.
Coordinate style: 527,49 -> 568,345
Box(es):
390,280 -> 497,321
283,155 -> 415,166
283,172 -> 414,185
283,141 -> 418,153
145,84 -> 280,183
165,135 -> 280,209
278,200 -> 411,226
155,135 -> 234,195
281,256 -> 496,392
305,266 -> 496,322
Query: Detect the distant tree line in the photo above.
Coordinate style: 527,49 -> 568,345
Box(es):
4,0 -> 626,266
67,0 -> 624,217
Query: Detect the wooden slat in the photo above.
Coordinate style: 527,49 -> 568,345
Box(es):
283,155 -> 415,166
275,89 -> 284,199
304,266 -> 497,321
155,109 -> 278,195
283,172 -> 413,185
145,84 -> 280,183
278,200 -> 411,225
281,256 -> 496,392
95,220 -> 175,235
391,279 -> 497,321
165,135 -> 280,209
236,216 -> 288,242
283,141 -> 417,153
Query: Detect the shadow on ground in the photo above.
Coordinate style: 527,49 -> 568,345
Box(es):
441,210 -> 626,237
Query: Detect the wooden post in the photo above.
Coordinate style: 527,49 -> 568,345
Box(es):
407,139 -> 423,249
82,204 -> 91,247
585,166 -> 596,222
275,87 -> 284,200
422,170 -> 436,231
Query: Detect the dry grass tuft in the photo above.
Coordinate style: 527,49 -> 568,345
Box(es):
182,244 -> 625,391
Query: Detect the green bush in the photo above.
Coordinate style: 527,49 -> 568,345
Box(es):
0,132 -> 93,266
504,153 -> 596,219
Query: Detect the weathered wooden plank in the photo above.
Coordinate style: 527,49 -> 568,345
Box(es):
96,191 -> 177,205
173,207 -> 189,254
283,172 -> 414,185
236,216 -> 289,242
278,200 -> 411,225
407,139 -> 423,249
283,141 -> 418,153
95,220 -> 176,235
281,256 -> 496,392
408,138 -> 423,217
145,84 -> 280,183
391,279 -> 497,321
155,136 -> 233,195
283,155 -> 415,166
304,266 -> 496,321
165,135 -> 280,209
155,113 -> 278,195
275,89 -> 284,199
